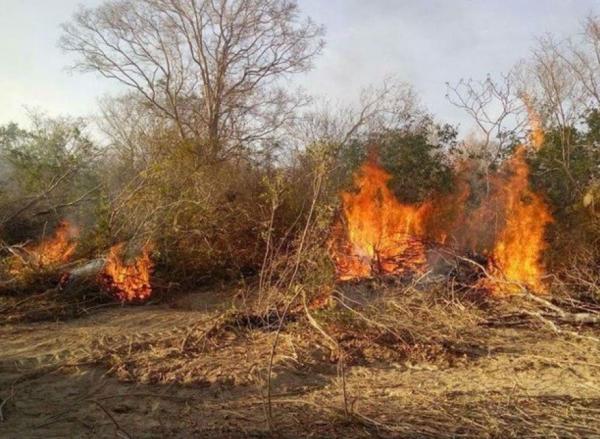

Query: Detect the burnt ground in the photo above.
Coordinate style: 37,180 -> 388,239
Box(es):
1,287 -> 600,438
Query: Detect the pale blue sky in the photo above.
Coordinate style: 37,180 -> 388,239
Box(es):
0,0 -> 597,134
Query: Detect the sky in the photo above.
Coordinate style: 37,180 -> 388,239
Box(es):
0,0 -> 597,135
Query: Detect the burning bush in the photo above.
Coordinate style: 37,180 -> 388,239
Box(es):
329,157 -> 428,280
330,144 -> 553,295
484,147 -> 553,293
98,243 -> 154,303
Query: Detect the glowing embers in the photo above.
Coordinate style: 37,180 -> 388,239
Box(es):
330,159 -> 428,280
99,243 -> 154,303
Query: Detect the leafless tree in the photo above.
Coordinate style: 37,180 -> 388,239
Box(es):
513,18 -> 600,189
61,0 -> 324,161
522,38 -> 583,132
293,77 -> 422,152
560,16 -> 600,112
446,73 -> 528,168
97,94 -> 153,170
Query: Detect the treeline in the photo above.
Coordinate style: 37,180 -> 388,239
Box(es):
1,1 -> 600,300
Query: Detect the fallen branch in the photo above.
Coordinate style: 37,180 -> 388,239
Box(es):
525,293 -> 600,325
265,286 -> 303,431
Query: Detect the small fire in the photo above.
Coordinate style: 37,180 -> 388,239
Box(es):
10,220 -> 79,273
522,94 -> 544,150
485,147 -> 552,293
330,158 -> 428,280
99,243 -> 153,302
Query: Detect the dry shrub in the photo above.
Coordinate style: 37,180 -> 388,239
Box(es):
107,153 -> 268,282
547,212 -> 600,305
104,140 -> 339,293
311,278 -> 489,366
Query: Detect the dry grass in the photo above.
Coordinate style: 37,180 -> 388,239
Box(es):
1,274 -> 600,437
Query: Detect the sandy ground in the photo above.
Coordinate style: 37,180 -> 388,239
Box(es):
1,290 -> 600,438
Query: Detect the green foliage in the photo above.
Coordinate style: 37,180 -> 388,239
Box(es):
526,109 -> 600,274
0,115 -> 102,243
530,110 -> 600,213
332,118 -> 458,204
0,116 -> 98,193
380,121 -> 457,203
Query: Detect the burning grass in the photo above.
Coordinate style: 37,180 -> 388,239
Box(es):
0,103 -> 598,437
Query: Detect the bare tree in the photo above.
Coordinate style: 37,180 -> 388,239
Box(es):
523,38 -> 583,132
560,16 -> 600,112
293,77 -> 422,151
61,0 -> 324,161
446,72 -> 528,168
513,19 -> 600,190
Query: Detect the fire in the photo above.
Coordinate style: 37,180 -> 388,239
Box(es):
330,96 -> 552,293
99,243 -> 153,302
522,94 -> 544,150
330,150 -> 552,294
483,97 -> 550,293
330,158 -> 428,280
486,147 -> 552,293
10,220 -> 78,273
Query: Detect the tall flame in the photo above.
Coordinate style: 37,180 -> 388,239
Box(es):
330,158 -> 428,280
482,97 -> 550,293
486,147 -> 552,293
330,150 -> 552,294
100,243 -> 153,302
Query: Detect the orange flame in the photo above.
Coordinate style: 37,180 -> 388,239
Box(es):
10,220 -> 78,273
522,94 -> 544,150
100,243 -> 153,302
330,158 -> 428,280
482,97 -> 550,294
485,147 -> 552,294
330,148 -> 552,294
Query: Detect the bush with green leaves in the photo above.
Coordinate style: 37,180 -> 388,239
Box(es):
0,114 -> 102,245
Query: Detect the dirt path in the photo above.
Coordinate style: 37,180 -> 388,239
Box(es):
2,292 -> 600,438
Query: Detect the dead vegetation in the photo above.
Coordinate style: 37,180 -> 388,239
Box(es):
3,2 -> 600,437
1,277 -> 600,438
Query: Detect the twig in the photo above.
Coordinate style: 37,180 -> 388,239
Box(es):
265,286 -> 303,431
524,310 -> 600,343
179,313 -> 223,352
302,290 -> 351,417
93,400 -> 133,439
